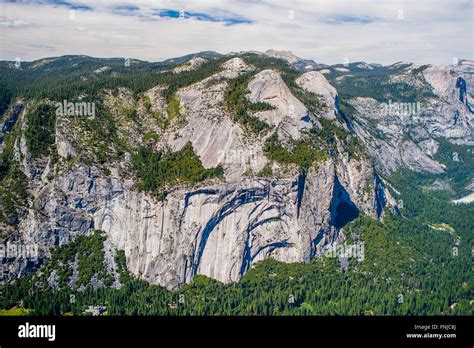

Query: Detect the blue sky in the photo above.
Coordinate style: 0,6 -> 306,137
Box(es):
0,0 -> 472,65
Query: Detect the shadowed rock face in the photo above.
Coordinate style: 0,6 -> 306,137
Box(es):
331,177 -> 359,229
18,54 -> 474,289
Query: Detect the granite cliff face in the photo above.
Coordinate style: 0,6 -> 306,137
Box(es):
1,52 -> 471,290
12,154 -> 388,289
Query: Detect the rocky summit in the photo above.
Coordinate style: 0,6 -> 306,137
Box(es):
0,51 -> 472,291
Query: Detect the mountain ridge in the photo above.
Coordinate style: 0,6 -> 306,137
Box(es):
0,51 -> 472,292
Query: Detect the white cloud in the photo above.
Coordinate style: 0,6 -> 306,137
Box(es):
0,16 -> 30,27
0,0 -> 472,65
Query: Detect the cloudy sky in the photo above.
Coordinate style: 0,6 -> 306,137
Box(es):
0,0 -> 473,65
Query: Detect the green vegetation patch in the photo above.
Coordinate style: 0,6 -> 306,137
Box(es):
0,308 -> 33,316
432,138 -> 474,197
25,103 -> 56,159
310,117 -> 365,158
166,94 -> 181,122
79,104 -> 129,165
0,163 -> 28,226
132,142 -> 223,195
143,131 -> 160,142
121,107 -> 137,120
40,230 -> 109,289
256,163 -> 273,177
264,132 -> 327,172
0,125 -> 29,226
323,63 -> 437,103
224,72 -> 273,135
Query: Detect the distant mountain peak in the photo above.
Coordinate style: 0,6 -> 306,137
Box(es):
264,49 -> 327,71
264,49 -> 301,64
